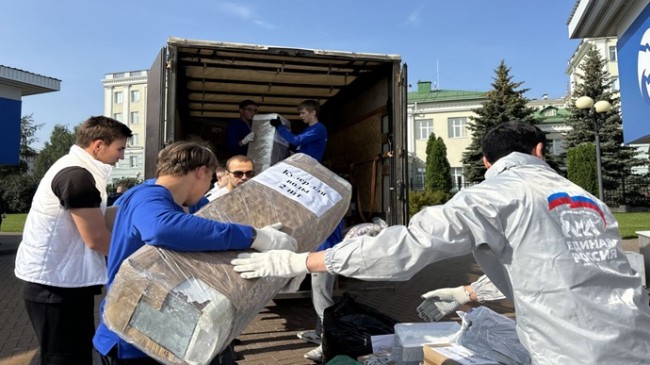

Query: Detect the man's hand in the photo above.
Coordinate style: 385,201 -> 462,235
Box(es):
241,132 -> 255,145
231,251 -> 309,278
416,286 -> 470,321
250,223 -> 297,252
270,118 -> 282,127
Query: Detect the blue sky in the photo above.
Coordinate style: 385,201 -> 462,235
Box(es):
2,1 -> 579,149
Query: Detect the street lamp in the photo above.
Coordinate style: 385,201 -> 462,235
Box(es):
575,95 -> 612,202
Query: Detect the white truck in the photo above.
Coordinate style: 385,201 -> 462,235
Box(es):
144,37 -> 410,227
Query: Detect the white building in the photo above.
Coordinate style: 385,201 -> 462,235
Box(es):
566,37 -> 619,95
407,81 -> 570,191
102,70 -> 148,182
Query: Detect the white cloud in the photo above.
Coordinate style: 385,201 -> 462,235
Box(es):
216,2 -> 277,30
407,4 -> 427,26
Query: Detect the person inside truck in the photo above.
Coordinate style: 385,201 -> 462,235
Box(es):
270,99 -> 342,362
93,141 -> 297,365
270,99 -> 327,162
226,99 -> 258,157
15,116 -> 132,365
232,120 -> 650,365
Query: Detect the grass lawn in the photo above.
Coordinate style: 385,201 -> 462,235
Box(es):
1,213 -> 27,232
613,212 -> 650,239
2,212 -> 649,238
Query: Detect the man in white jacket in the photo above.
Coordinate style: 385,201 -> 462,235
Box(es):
15,116 -> 132,365
232,120 -> 650,365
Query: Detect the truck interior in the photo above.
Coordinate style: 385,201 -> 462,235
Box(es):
148,38 -> 407,227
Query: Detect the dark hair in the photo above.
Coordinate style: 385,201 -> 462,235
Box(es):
298,99 -> 321,115
75,116 -> 133,147
225,155 -> 254,170
156,141 -> 219,177
481,121 -> 546,164
238,99 -> 258,110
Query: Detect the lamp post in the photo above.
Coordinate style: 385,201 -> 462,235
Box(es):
575,95 -> 612,202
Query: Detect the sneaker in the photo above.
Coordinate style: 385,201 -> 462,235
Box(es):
304,345 -> 323,362
297,330 -> 321,344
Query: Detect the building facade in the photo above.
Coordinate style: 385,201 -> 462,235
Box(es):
566,37 -> 619,95
102,70 -> 148,182
407,81 -> 569,191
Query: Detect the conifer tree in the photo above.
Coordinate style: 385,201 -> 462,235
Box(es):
425,132 -> 452,192
566,46 -> 641,190
462,61 -> 537,182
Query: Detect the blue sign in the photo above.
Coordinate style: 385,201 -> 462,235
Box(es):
618,3 -> 650,143
0,97 -> 21,165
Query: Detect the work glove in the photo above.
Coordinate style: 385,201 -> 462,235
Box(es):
250,223 -> 297,252
270,117 -> 282,127
231,250 -> 309,279
416,286 -> 470,322
241,132 -> 255,145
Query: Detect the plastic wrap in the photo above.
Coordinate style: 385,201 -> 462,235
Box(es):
104,153 -> 351,365
247,113 -> 291,173
454,306 -> 531,365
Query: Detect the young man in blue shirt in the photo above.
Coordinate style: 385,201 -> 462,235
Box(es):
93,141 -> 296,364
226,100 -> 258,156
270,99 -> 327,162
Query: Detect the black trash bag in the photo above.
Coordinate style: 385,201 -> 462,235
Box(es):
322,293 -> 398,363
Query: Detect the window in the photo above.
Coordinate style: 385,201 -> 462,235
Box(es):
131,90 -> 140,103
543,108 -> 557,117
611,77 -> 620,92
130,111 -> 139,124
416,119 -> 433,140
128,134 -> 139,146
130,156 -> 138,168
114,91 -> 123,104
609,46 -> 617,62
549,139 -> 565,155
448,117 -> 467,138
113,113 -> 123,122
451,167 -> 465,192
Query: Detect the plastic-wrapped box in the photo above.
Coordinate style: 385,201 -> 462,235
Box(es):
391,322 -> 461,365
103,153 -> 351,365
247,113 -> 291,173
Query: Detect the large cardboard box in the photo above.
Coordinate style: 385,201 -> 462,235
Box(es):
423,344 -> 499,365
104,154 -> 351,365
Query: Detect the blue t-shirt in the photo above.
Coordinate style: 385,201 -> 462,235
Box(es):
276,122 -> 327,162
114,179 -> 208,213
226,118 -> 252,156
317,220 -> 344,251
93,183 -> 254,359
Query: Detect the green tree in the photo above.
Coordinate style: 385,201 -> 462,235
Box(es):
408,190 -> 450,217
567,143 -> 598,196
425,133 -> 452,192
0,175 -> 39,213
566,46 -> 641,190
33,124 -> 76,179
461,61 -> 538,182
108,177 -> 143,193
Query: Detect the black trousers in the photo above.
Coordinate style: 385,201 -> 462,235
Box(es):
23,282 -> 100,365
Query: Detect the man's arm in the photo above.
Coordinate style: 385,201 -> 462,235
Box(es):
104,206 -> 118,232
71,208 -> 111,256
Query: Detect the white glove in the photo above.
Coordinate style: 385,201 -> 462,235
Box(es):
416,286 -> 470,322
241,132 -> 255,145
250,223 -> 297,252
231,250 -> 309,279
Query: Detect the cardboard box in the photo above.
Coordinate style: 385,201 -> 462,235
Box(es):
423,344 -> 499,365
392,322 -> 460,365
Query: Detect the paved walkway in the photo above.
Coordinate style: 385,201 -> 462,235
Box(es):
0,232 -> 639,365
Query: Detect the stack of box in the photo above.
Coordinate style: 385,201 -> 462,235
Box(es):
248,113 -> 291,173
391,322 -> 460,365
